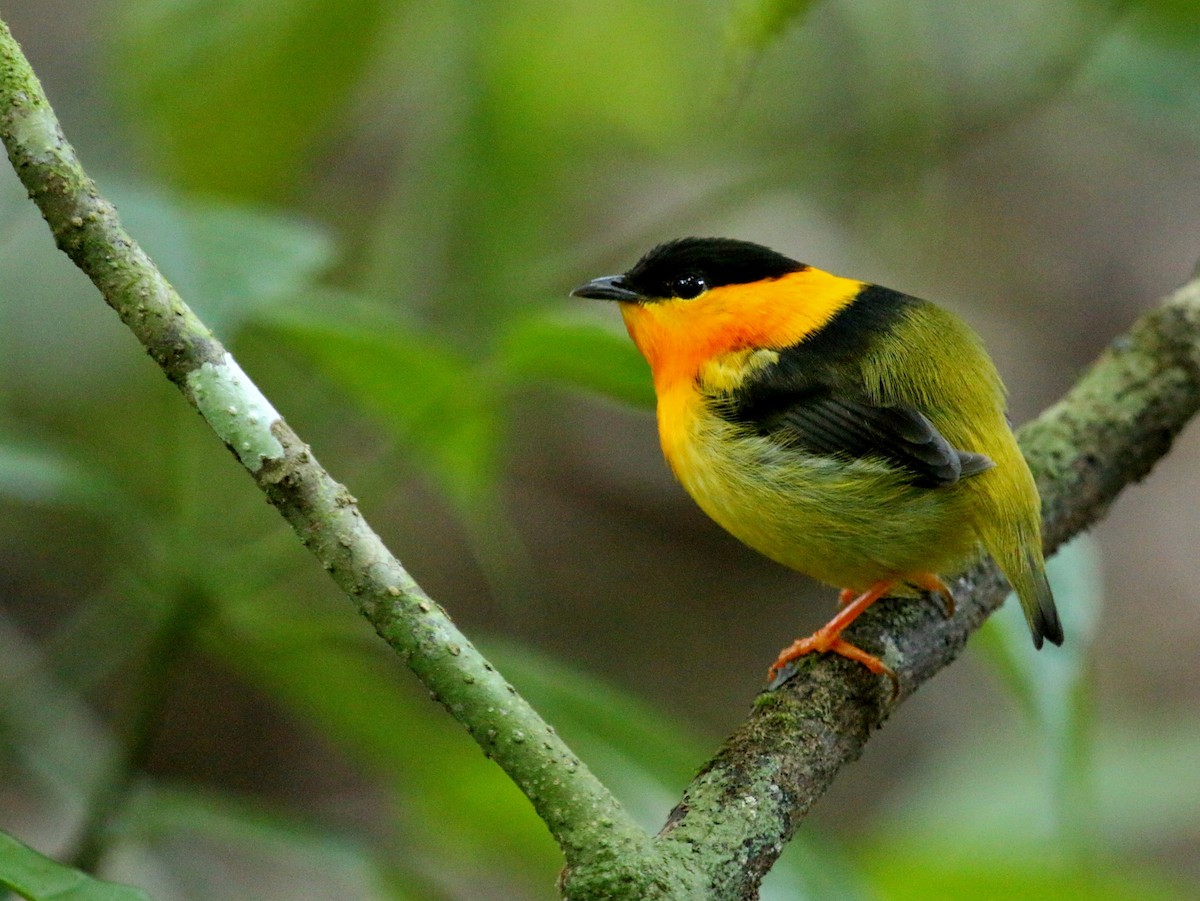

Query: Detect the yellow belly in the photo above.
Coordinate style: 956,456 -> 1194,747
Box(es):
657,385 -> 981,591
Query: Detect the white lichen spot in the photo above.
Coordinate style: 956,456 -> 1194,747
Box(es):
880,634 -> 902,670
12,103 -> 64,163
186,353 -> 283,472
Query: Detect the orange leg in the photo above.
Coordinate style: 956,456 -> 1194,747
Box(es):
768,580 -> 898,695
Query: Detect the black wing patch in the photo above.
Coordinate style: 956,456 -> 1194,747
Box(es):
752,391 -> 994,488
716,283 -> 993,487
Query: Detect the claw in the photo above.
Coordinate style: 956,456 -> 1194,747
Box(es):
766,580 -> 900,700
909,573 -> 955,617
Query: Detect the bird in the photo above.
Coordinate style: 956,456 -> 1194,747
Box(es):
571,237 -> 1062,694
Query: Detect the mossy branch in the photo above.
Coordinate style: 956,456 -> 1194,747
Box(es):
3,15 -> 1199,901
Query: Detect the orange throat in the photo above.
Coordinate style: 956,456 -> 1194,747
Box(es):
617,267 -> 865,474
617,267 -> 864,392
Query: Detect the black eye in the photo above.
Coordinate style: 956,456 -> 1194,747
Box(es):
671,272 -> 707,299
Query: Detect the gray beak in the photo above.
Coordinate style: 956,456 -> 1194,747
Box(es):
570,274 -> 641,302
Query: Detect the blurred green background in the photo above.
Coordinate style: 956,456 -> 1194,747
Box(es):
2,1 -> 1199,899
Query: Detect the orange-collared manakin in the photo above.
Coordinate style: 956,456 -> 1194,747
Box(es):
572,237 -> 1062,692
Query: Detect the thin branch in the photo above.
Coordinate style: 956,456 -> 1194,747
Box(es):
0,18 -> 664,887
655,284 -> 1200,897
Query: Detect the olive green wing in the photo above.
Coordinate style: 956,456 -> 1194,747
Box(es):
718,284 -> 994,488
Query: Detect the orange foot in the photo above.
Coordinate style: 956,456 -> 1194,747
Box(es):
768,580 -> 899,697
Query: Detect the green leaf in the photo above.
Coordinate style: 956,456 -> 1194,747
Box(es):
1087,15 -> 1200,139
0,167 -> 142,397
480,0 -> 707,153
265,311 -> 501,511
115,787 -> 430,901
402,0 -> 717,325
1126,0 -> 1200,43
869,711 -> 1200,869
727,0 -> 818,55
972,534 -> 1102,846
0,830 -> 151,901
975,534 -> 1102,720
205,591 -> 561,886
499,314 -> 654,409
863,849 -> 1192,901
0,610 -> 115,810
108,0 -> 393,200
0,440 -> 113,508
109,183 -> 336,335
